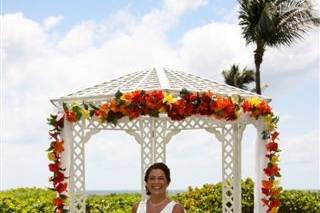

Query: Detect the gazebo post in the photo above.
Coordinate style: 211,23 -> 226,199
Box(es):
254,120 -> 268,213
61,120 -> 72,211
232,122 -> 245,213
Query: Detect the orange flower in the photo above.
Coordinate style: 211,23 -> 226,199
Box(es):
269,200 -> 281,209
53,197 -> 64,206
257,101 -> 271,115
210,97 -> 236,119
53,140 -> 64,155
66,111 -> 77,122
270,188 -> 281,197
266,142 -> 278,152
110,99 -> 119,112
262,180 -> 273,189
95,103 -> 109,118
264,165 -> 280,176
145,91 -> 164,111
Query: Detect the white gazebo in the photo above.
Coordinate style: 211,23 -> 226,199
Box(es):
50,68 -> 273,213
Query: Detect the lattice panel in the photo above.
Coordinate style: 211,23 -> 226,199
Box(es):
221,124 -> 235,213
69,121 -> 86,213
65,116 -> 246,213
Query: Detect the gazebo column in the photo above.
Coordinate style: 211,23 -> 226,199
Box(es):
214,123 -> 244,213
67,120 -> 88,213
254,121 -> 268,213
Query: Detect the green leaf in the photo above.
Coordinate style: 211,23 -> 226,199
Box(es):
115,90 -> 123,99
180,88 -> 190,96
89,103 -> 99,110
63,102 -> 68,112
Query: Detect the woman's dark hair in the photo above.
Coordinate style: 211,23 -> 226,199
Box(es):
144,162 -> 171,195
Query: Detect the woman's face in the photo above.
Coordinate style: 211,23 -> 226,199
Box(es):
146,169 -> 169,196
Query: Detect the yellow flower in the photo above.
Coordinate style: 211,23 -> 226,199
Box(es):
263,115 -> 275,131
163,92 -> 176,104
271,155 -> 280,164
81,109 -> 90,119
47,152 -> 56,161
272,179 -> 281,189
248,96 -> 262,107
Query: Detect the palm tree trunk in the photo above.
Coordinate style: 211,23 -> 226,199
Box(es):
254,41 -> 265,95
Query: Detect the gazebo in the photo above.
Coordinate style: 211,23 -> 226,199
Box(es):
48,68 -> 281,213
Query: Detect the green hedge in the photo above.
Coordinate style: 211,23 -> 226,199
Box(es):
0,187 -> 55,213
1,179 -> 319,213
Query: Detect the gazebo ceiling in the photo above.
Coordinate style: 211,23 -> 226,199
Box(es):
51,67 -> 269,106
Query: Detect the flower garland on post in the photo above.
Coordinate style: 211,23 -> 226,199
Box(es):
47,114 -> 68,213
47,89 -> 281,213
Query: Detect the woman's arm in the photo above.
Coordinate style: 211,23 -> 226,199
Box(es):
173,203 -> 185,213
131,202 -> 139,213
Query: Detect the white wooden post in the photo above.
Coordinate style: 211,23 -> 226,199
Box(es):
254,120 -> 268,213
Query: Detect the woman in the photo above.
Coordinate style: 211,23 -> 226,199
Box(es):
132,162 -> 185,213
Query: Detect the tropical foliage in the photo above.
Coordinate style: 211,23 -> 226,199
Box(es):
222,64 -> 255,90
1,184 -> 319,213
238,0 -> 320,94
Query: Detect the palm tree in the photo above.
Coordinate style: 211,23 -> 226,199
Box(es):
222,64 -> 255,90
238,0 -> 320,94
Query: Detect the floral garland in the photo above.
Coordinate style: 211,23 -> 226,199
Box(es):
47,89 -> 281,212
47,113 -> 68,213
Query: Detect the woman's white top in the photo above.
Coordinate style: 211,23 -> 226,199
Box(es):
137,200 -> 182,213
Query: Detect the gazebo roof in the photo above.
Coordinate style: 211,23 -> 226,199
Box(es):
51,67 -> 269,106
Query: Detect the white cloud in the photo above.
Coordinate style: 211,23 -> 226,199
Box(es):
179,22 -> 254,81
2,0 -> 319,190
164,0 -> 208,15
57,21 -> 96,53
280,129 -> 319,189
42,15 -> 64,31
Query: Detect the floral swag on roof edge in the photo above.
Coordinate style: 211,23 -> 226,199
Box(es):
47,89 -> 282,213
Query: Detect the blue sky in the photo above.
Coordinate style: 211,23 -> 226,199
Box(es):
1,0 -> 319,191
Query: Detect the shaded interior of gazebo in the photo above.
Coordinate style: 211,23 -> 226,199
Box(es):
51,68 -> 271,213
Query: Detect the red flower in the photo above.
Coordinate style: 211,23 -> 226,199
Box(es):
241,100 -> 252,112
55,182 -> 67,193
266,142 -> 278,152
264,165 -> 280,176
54,171 -> 65,184
261,198 -> 269,206
145,91 -> 164,111
49,163 -> 59,172
257,101 -> 271,115
269,199 -> 281,209
95,103 -> 109,118
168,99 -> 190,120
53,197 -> 64,206
131,90 -> 145,105
197,93 -> 211,115
262,188 -> 270,196
66,111 -> 77,122
271,131 -> 279,141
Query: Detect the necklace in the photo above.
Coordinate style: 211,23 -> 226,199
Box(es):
149,197 -> 167,207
